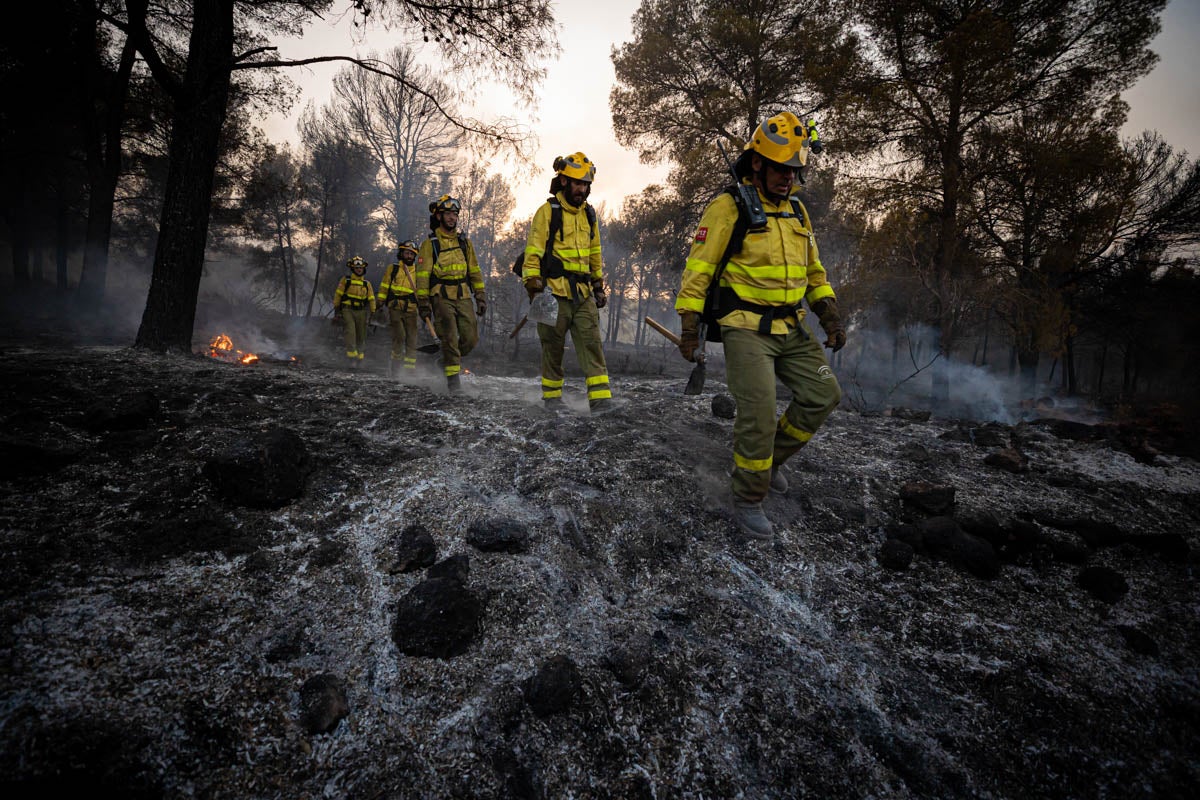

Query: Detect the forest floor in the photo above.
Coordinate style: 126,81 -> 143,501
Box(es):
1,291 -> 1197,799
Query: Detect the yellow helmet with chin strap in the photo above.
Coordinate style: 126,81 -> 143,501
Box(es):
744,112 -> 815,167
554,152 -> 596,183
397,240 -> 418,258
347,256 -> 366,270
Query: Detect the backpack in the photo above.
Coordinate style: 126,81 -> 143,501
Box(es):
512,198 -> 598,278
700,187 -> 809,342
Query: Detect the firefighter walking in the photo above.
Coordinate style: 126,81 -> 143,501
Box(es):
520,152 -> 613,413
378,240 -> 421,377
675,113 -> 845,540
334,255 -> 377,367
417,195 -> 486,395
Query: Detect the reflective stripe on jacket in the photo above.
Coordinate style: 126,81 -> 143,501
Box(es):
522,192 -> 602,301
378,262 -> 417,306
335,275 -> 376,311
675,187 -> 834,334
417,230 -> 484,301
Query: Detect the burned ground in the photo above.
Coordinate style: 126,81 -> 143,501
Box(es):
1,304 -> 1198,799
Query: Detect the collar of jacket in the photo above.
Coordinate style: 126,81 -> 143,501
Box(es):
555,191 -> 586,214
744,177 -> 793,211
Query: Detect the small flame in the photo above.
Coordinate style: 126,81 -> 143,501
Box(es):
208,334 -> 257,365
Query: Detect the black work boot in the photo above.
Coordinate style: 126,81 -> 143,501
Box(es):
733,499 -> 773,540
447,374 -> 462,395
589,398 -> 615,416
769,467 -> 788,495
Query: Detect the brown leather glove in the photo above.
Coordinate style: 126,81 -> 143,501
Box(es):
525,276 -> 544,300
418,302 -> 431,321
810,298 -> 846,352
475,294 -> 486,316
592,280 -> 607,309
679,311 -> 701,362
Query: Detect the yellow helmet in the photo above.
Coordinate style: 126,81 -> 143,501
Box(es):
744,112 -> 814,167
398,240 -> 418,257
429,195 -> 461,213
347,256 -> 366,270
554,152 -> 596,183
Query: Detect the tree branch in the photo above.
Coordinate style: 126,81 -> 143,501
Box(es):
234,55 -> 524,144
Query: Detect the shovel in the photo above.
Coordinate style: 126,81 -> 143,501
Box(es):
643,316 -> 706,395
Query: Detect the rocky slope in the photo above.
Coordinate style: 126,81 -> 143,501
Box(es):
0,311 -> 1197,799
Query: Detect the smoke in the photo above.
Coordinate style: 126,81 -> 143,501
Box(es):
61,256 -> 150,345
192,254 -> 326,358
825,320 -> 1072,424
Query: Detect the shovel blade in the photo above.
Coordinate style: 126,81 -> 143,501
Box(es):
417,343 -> 441,354
684,360 -> 706,395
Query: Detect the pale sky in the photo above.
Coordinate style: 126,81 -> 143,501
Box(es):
262,0 -> 1200,225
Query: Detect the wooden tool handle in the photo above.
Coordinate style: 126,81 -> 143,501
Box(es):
643,316 -> 681,345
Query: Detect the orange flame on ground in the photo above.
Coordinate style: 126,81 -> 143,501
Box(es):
208,334 -> 258,364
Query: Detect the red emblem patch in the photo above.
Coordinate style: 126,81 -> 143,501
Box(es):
695,226 -> 708,243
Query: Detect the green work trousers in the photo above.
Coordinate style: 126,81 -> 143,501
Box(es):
537,295 -> 611,406
722,320 -> 841,502
387,301 -> 419,371
432,293 -> 478,377
340,306 -> 369,360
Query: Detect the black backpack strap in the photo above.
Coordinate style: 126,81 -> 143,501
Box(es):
541,199 -> 566,280
547,199 -> 563,243
384,263 -> 398,304
585,204 -> 597,238
700,188 -> 751,340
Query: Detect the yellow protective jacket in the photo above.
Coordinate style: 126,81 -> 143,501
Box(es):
675,183 -> 835,335
334,274 -> 376,312
417,229 -> 484,302
522,193 -> 602,301
377,261 -> 418,308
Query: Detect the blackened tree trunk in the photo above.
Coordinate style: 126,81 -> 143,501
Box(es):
78,37 -> 136,305
135,0 -> 234,352
56,198 -> 70,291
6,182 -> 32,286
305,211 -> 328,318
1065,335 -> 1078,395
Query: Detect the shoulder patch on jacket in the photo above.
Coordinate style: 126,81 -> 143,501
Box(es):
695,227 -> 708,243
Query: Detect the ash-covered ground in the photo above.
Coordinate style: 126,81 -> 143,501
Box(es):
1,301 -> 1198,799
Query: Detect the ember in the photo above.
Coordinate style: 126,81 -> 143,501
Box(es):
207,333 -> 259,364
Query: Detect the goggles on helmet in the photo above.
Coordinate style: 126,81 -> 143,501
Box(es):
554,152 -> 596,183
744,112 -> 813,168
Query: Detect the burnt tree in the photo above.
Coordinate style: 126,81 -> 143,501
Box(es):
129,0 -> 235,351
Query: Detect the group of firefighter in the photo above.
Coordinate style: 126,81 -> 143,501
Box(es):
332,111 -> 847,541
